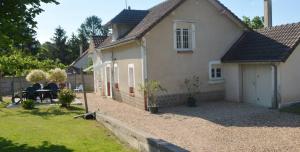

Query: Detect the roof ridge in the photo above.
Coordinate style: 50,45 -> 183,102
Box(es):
256,22 -> 300,31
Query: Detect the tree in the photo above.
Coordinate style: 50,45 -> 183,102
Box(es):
242,16 -> 264,29
67,33 -> 81,62
51,26 -> 69,64
0,0 -> 59,53
78,16 -> 108,51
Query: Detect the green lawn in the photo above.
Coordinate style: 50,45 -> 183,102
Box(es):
0,104 -> 135,152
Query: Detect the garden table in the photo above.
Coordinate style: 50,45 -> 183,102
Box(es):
36,89 -> 53,103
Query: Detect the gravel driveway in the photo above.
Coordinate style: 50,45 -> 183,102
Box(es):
79,93 -> 300,152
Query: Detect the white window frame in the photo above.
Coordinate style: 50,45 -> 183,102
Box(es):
209,61 -> 224,83
114,63 -> 119,84
128,64 -> 135,88
173,21 -> 196,51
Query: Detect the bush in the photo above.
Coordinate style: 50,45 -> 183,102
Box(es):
58,89 -> 76,108
26,70 -> 47,83
22,100 -> 35,109
47,68 -> 67,83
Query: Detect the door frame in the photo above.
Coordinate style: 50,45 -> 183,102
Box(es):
105,63 -> 112,98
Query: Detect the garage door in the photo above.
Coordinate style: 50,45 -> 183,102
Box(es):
242,65 -> 273,108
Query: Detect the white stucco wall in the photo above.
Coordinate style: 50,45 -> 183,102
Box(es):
144,0 -> 244,95
278,44 -> 300,105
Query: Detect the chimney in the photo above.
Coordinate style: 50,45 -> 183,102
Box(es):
264,0 -> 272,27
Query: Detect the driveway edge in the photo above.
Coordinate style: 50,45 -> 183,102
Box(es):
96,112 -> 189,152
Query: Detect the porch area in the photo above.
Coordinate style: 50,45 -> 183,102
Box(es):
78,93 -> 300,152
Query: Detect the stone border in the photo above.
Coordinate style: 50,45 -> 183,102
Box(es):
96,112 -> 189,152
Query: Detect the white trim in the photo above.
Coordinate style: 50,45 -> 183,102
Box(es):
128,64 -> 135,88
173,21 -> 195,52
114,63 -> 119,84
209,60 -> 224,82
105,64 -> 112,98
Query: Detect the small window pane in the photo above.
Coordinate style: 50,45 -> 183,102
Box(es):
216,68 -> 222,78
183,29 -> 189,49
211,69 -> 215,78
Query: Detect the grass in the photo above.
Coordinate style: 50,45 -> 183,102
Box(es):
280,103 -> 300,115
0,105 -> 135,152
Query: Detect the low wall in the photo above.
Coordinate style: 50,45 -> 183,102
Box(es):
0,74 -> 94,96
96,112 -> 189,152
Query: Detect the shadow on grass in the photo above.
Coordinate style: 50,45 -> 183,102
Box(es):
0,137 -> 73,152
17,106 -> 84,119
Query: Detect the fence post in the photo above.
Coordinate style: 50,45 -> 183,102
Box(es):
81,69 -> 88,113
11,76 -> 15,103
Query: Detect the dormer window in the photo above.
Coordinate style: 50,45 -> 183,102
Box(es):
173,21 -> 196,52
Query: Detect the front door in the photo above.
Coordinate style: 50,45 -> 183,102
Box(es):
105,66 -> 111,97
242,65 -> 273,107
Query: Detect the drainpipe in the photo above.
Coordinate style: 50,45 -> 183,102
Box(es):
272,64 -> 278,109
111,49 -> 115,99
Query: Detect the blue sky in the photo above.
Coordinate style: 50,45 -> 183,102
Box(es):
36,0 -> 300,43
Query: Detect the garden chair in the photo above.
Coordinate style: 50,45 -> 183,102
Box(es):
74,84 -> 83,92
32,83 -> 42,90
25,87 -> 38,101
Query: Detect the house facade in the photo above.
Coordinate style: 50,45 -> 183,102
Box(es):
90,0 -> 300,110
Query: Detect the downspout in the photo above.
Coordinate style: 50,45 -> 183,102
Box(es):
141,37 -> 148,111
272,64 -> 278,109
111,49 -> 115,99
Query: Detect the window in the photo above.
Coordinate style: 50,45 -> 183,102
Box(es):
114,64 -> 119,90
174,21 -> 195,51
209,61 -> 223,81
128,64 -> 135,94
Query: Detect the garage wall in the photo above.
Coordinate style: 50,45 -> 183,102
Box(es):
279,44 -> 300,105
223,64 -> 242,102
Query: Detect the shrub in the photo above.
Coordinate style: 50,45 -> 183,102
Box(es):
47,68 -> 67,83
22,100 -> 35,109
58,89 -> 76,108
139,80 -> 166,107
26,70 -> 47,83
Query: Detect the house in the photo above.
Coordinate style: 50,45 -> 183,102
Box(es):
90,0 -> 300,110
70,36 -> 107,71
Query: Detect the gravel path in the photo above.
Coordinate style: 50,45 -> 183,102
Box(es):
78,93 -> 300,152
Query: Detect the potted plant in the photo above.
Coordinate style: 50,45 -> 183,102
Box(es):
58,89 -> 76,108
184,76 -> 200,107
139,80 -> 166,114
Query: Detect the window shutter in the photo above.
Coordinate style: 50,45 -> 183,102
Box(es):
173,22 -> 177,50
192,24 -> 196,49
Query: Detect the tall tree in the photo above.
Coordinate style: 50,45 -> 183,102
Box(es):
78,15 -> 108,51
51,26 -> 69,64
242,16 -> 264,29
0,0 -> 59,53
67,33 -> 81,61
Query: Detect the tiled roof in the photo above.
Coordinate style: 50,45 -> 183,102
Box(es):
222,22 -> 300,62
92,36 -> 107,48
97,0 -> 186,49
98,0 -> 248,49
106,9 -> 149,26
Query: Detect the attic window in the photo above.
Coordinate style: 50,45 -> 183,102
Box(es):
174,21 -> 195,51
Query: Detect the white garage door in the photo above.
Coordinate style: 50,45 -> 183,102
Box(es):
242,65 -> 273,108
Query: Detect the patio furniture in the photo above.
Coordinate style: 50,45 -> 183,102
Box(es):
32,83 -> 42,91
74,84 -> 83,92
36,89 -> 53,103
24,87 -> 38,100
43,83 -> 59,101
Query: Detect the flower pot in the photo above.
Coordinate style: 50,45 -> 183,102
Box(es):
187,96 -> 197,107
148,106 -> 159,114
